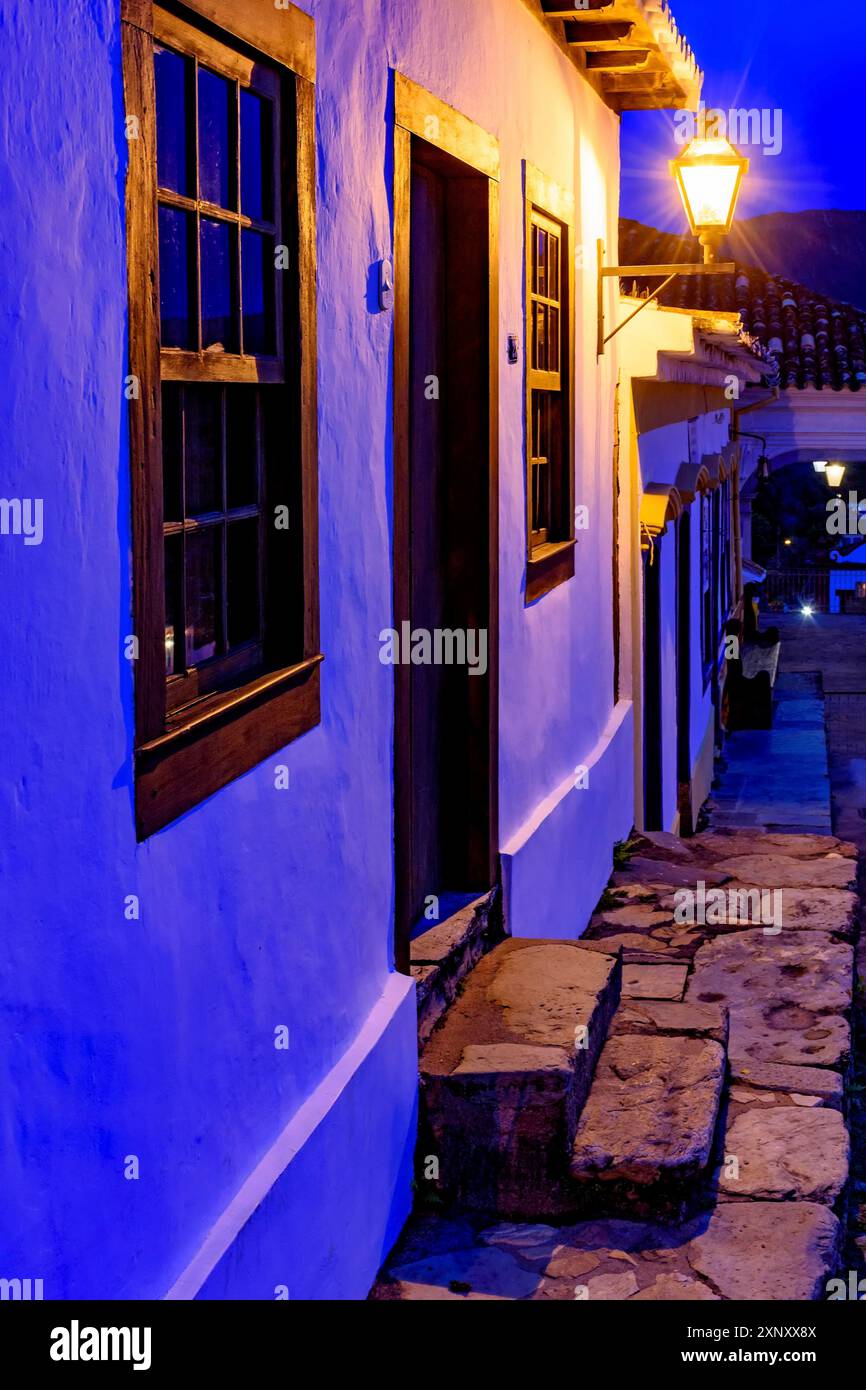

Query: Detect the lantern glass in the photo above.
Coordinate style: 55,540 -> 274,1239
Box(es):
825,463 -> 846,488
671,136 -> 748,237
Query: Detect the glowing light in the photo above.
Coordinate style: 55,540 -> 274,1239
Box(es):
813,460 -> 828,473
670,136 -> 749,260
801,606 -> 814,617
825,463 -> 846,488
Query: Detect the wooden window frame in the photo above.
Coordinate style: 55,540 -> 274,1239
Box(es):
122,0 -> 320,839
524,162 -> 575,604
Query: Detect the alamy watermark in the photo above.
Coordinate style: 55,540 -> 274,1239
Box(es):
826,491 -> 866,537
673,880 -> 782,934
379,623 -> 488,676
0,497 -> 43,545
675,101 -> 783,157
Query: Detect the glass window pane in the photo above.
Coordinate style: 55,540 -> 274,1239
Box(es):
201,218 -> 238,351
198,68 -> 236,209
162,383 -> 183,522
240,90 -> 274,223
536,227 -> 547,296
227,518 -> 260,648
549,234 -> 560,302
226,388 -> 259,509
185,527 -> 221,665
242,230 -> 276,355
535,302 -> 547,371
158,205 -> 195,349
549,306 -> 559,374
184,385 -> 222,516
155,46 -> 193,195
164,532 -> 183,675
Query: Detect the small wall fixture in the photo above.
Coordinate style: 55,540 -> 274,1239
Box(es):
825,463 -> 846,488
598,131 -> 749,355
813,460 -> 828,474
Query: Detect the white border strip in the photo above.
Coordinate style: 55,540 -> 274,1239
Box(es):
502,699 -> 632,857
164,971 -> 415,1300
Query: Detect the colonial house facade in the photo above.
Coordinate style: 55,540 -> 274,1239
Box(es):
0,0 -> 760,1302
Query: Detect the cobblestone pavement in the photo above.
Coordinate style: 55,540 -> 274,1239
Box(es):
373,829 -> 858,1300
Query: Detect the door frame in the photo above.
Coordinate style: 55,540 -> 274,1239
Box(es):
392,73 -> 500,974
676,512 -> 693,834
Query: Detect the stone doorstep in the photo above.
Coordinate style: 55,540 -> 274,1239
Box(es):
410,890 -> 501,1047
420,939 -> 622,1218
569,1033 -> 727,1221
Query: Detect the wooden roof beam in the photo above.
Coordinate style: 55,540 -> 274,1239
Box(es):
586,48 -> 650,70
565,21 -> 636,47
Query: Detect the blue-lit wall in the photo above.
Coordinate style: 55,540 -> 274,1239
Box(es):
0,0 -> 624,1298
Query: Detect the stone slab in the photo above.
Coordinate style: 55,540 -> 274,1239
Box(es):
610,999 -> 729,1046
687,1202 -> 840,1301
720,1107 -> 848,1204
730,1059 -> 843,1102
712,853 -> 856,891
686,930 -> 852,1069
622,963 -> 689,1000
570,1034 -> 726,1215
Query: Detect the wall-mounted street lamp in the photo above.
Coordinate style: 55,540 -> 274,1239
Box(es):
825,463 -> 846,488
670,136 -> 750,263
598,133 -> 749,355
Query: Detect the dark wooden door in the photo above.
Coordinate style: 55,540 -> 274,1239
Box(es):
393,134 -> 498,970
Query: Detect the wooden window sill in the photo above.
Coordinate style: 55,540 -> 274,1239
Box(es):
526,539 -> 576,604
135,654 -> 322,838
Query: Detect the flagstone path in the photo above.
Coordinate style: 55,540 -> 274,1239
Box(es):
372,829 -> 858,1300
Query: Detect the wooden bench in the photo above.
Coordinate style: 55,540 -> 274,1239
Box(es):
723,617 -> 781,731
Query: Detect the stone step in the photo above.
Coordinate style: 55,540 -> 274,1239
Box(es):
420,939 -> 621,1218
568,1028 -> 727,1221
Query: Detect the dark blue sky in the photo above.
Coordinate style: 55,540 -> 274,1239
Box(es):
620,0 -> 866,229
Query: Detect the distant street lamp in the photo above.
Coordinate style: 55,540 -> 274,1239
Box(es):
597,129 -> 749,352
670,136 -> 750,264
825,463 -> 846,488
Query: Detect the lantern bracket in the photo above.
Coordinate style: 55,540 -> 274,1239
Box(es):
597,239 -> 735,357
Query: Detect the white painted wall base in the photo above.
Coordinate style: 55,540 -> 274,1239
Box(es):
502,702 -> 635,940
165,974 -> 418,1302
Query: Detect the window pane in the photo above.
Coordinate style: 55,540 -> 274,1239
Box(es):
227,518 -> 260,648
241,90 -> 274,223
226,388 -> 259,509
536,227 -> 547,296
198,68 -> 236,209
155,47 -> 193,195
549,233 -> 560,302
534,302 -> 547,371
549,306 -> 559,374
164,532 -> 183,675
158,205 -> 195,349
185,527 -> 221,665
184,385 -> 222,516
242,230 -> 276,355
201,218 -> 238,351
162,383 -> 183,522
